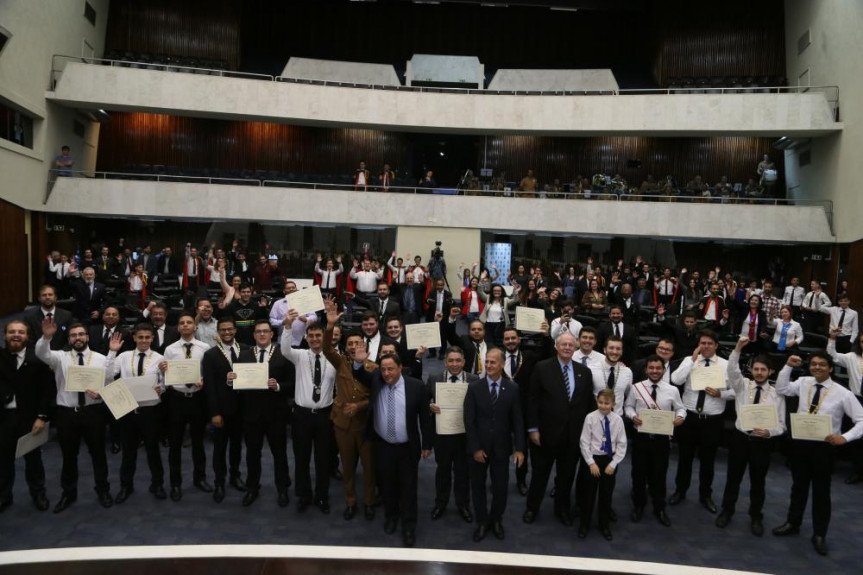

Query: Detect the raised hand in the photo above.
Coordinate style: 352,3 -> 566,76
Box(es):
108,331 -> 125,353
41,316 -> 57,339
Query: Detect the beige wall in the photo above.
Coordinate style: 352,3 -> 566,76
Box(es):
785,0 -> 863,242
395,226 -> 481,294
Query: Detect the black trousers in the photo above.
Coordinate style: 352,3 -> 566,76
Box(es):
787,440 -> 835,537
0,411 -> 46,500
675,412 -> 723,498
578,454 -> 617,529
834,335 -> 852,354
470,454 -> 510,524
211,413 -> 243,485
632,434 -> 670,512
54,405 -> 110,495
167,391 -> 208,486
433,433 -> 469,509
375,440 -> 419,529
526,440 -> 578,515
119,406 -> 165,489
514,433 -> 532,486
291,406 -> 332,502
244,416 -> 290,492
720,430 -> 773,518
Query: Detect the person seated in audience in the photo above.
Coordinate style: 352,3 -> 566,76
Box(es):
744,177 -> 762,198
515,169 -> 538,198
354,161 -> 370,191
715,176 -> 733,198
639,174 -> 659,197
686,175 -> 711,199
419,170 -> 436,188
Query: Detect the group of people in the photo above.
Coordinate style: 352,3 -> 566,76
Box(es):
2,245 -> 861,557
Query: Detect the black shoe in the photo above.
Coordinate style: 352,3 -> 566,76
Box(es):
577,525 -> 588,539
517,481 -> 528,496
473,522 -> 489,542
384,518 -> 398,534
715,511 -> 731,528
170,486 -> 182,502
364,505 -> 375,520
315,499 -> 330,514
492,520 -> 505,540
0,498 -> 12,513
772,522 -> 800,536
115,487 -> 134,504
297,497 -> 311,512
556,511 -> 573,527
278,491 -> 289,508
343,505 -> 357,520
213,484 -> 225,503
600,527 -> 613,541
630,507 -> 644,523
242,489 -> 259,507
667,491 -> 685,506
431,505 -> 445,520
111,442 -> 121,454
98,491 -> 114,509
229,476 -> 247,492
700,496 -> 717,514
751,517 -> 764,537
32,494 -> 50,512
845,472 -> 863,485
403,529 -> 416,547
811,535 -> 828,556
194,479 -> 214,493
609,508 -> 617,523
53,493 -> 76,514
150,485 -> 167,500
522,510 -> 536,524
331,469 -> 343,481
458,506 -> 473,523
655,510 -> 671,527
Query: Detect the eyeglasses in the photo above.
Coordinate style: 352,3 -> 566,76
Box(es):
218,327 -> 236,333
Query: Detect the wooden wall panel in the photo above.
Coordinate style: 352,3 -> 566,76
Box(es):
0,199 -> 29,314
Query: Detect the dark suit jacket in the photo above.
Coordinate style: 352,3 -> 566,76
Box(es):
240,347 -> 294,423
400,284 -> 425,318
527,357 -> 595,449
0,349 -> 54,422
367,372 -> 433,455
155,253 -> 181,277
393,336 -> 422,379
425,289 -> 453,320
597,321 -> 638,365
440,319 -> 495,376
140,253 -> 159,279
425,370 -> 479,444
630,357 -> 683,385
464,375 -> 525,459
88,324 -> 133,356
353,294 -> 402,323
662,319 -> 699,360
24,307 -> 73,350
69,278 -> 107,323
151,325 -> 180,354
202,343 -> 253,418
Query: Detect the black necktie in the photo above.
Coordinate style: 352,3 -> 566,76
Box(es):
229,346 -> 237,364
651,384 -> 658,403
259,348 -> 266,363
450,375 -> 458,382
184,343 -> 195,389
46,312 -> 53,321
313,353 -> 322,402
510,353 -> 517,377
103,328 -> 110,341
77,352 -> 86,406
838,309 -> 846,328
753,385 -> 762,405
380,299 -> 385,316
696,358 -> 709,413
607,366 -> 616,389
809,384 -> 823,414
137,352 -> 145,376
613,323 -> 620,338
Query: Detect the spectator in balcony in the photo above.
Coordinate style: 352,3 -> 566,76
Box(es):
419,170 -> 437,189
54,145 -> 74,177
354,161 -> 370,191
715,176 -> 733,199
516,170 -> 538,198
661,183 -> 677,202
379,163 -> 395,192
757,154 -> 776,195
686,175 -> 710,200
544,178 -> 563,199
639,174 -> 659,197
745,178 -> 762,199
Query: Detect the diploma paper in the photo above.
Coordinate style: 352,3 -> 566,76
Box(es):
515,306 -> 545,333
64,366 -> 106,393
405,322 -> 442,350
739,404 -> 780,431
790,413 -> 832,441
232,363 -> 269,390
100,380 -> 139,420
16,424 -> 50,458
690,363 -> 726,390
637,409 -> 674,435
286,285 -> 325,316
123,374 -> 160,403
435,382 -> 468,435
165,359 -> 201,386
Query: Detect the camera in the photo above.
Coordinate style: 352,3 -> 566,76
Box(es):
435,241 -> 442,247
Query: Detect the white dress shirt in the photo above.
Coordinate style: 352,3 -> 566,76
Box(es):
315,263 -> 344,289
105,348 -> 165,407
802,290 -> 831,312
551,317 -> 583,340
280,332 -> 335,409
783,285 -> 805,306
163,338 -> 210,395
349,268 -> 383,293
771,319 -> 804,347
35,341 -> 109,408
821,305 -> 858,341
625,379 -> 687,429
195,318 -> 218,348
574,349 -> 605,370
590,362 -> 633,416
725,350 -> 786,436
826,339 -> 862,396
776,366 -> 863,442
580,410 -> 627,468
671,355 -> 729,415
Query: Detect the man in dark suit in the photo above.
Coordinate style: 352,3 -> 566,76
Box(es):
425,278 -> 453,322
0,320 -> 54,512
630,338 -> 680,385
87,306 -> 133,356
202,317 -> 251,502
144,301 -> 179,354
399,271 -> 425,325
426,346 -> 478,523
464,348 -> 526,541
139,246 -> 159,280
597,305 -> 638,366
354,281 -> 402,325
365,354 -> 432,547
613,283 -> 641,327
68,266 -> 106,325
241,320 -> 293,507
155,247 -> 180,283
523,331 -> 596,526
659,311 -> 700,360
24,284 -> 74,350
441,306 -> 493,378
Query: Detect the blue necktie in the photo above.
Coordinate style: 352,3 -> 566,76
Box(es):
602,416 -> 613,456
490,381 -> 498,404
562,363 -> 572,399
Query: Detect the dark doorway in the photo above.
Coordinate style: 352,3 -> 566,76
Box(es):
406,133 -> 479,188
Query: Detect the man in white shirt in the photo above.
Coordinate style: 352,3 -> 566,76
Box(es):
349,260 -> 384,297
314,255 -> 344,297
800,280 -> 831,334
590,337 -> 633,416
782,277 -> 806,318
820,294 -> 857,353
550,302 -> 583,341
269,281 -> 318,343
194,298 -> 218,347
573,327 -> 605,369
35,318 -> 113,513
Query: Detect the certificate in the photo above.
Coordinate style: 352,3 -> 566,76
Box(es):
690,363 -> 726,390
405,322 -> 441,350
16,424 -> 51,458
637,409 -> 674,435
790,413 -> 833,441
100,380 -> 139,420
286,285 -> 325,316
165,359 -> 201,386
515,306 -> 545,333
435,382 -> 468,435
232,363 -> 269,390
739,404 -> 779,431
64,366 -> 106,392
123,374 -> 160,403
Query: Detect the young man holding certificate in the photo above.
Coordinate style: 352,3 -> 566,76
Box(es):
715,338 -> 785,536
773,352 -> 863,555
105,324 -> 166,504
625,354 -> 685,527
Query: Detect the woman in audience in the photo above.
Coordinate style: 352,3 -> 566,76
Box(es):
478,282 -> 520,346
581,279 -> 608,317
461,276 -> 484,322
770,304 -> 804,356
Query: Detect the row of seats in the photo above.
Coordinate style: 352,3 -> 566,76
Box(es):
665,75 -> 788,93
103,50 -> 230,73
